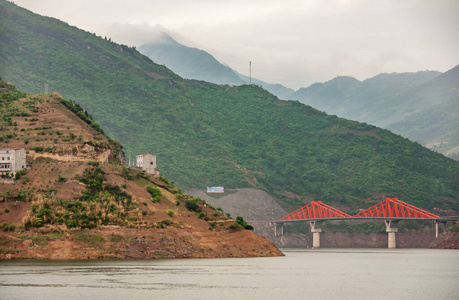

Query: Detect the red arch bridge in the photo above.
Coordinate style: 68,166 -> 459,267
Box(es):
271,198 -> 458,248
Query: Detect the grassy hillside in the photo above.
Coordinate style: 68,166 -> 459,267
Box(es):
1,0 -> 458,214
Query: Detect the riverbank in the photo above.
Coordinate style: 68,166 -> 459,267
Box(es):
0,225 -> 283,259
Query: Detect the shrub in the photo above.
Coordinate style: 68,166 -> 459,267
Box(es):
167,210 -> 174,217
236,216 -> 254,231
229,222 -> 241,229
31,146 -> 44,152
185,200 -> 199,212
161,219 -> 173,226
2,223 -> 15,231
158,175 -> 170,185
4,209 -> 9,213
146,185 -> 161,197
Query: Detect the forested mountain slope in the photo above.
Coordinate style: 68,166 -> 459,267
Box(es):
138,34 -> 245,86
292,69 -> 459,160
1,0 -> 458,214
138,32 -> 294,99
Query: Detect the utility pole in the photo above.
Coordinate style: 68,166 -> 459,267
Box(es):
44,82 -> 49,94
249,61 -> 252,84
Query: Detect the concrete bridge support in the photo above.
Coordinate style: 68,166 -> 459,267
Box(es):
272,222 -> 284,237
435,220 -> 447,238
309,221 -> 323,248
435,220 -> 439,238
385,220 -> 399,248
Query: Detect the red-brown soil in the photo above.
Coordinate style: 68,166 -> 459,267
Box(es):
0,162 -> 283,259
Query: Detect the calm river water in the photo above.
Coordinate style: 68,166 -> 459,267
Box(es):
1,248 -> 458,300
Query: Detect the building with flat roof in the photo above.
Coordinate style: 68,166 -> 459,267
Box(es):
0,148 -> 26,176
136,153 -> 158,176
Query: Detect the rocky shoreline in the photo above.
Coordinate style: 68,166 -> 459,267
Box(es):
429,232 -> 459,249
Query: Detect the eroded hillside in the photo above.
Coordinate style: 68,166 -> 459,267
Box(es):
0,82 -> 282,259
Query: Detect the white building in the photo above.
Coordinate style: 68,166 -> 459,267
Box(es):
136,153 -> 158,175
0,148 -> 26,175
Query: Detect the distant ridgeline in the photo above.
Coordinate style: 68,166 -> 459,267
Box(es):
1,0 -> 458,213
292,69 -> 459,161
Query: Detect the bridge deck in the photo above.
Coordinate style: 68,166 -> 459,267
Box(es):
273,217 -> 455,224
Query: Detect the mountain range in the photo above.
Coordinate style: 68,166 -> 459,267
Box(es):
1,0 -> 458,218
137,32 -> 458,160
292,68 -> 459,160
138,33 -> 295,100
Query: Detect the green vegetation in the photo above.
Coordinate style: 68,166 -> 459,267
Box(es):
229,216 -> 254,230
236,216 -> 254,231
2,222 -> 15,231
0,248 -> 23,253
110,234 -> 123,242
185,200 -> 200,212
0,0 -> 458,215
292,70 -> 459,160
323,221 -> 386,234
23,162 -> 142,229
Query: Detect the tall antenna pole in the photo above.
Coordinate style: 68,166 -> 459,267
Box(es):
249,61 -> 252,84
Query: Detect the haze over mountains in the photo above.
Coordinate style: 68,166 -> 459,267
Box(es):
138,31 -> 458,160
292,67 -> 459,160
138,33 -> 295,100
1,0 -> 458,219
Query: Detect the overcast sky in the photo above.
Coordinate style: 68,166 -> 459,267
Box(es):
12,0 -> 459,89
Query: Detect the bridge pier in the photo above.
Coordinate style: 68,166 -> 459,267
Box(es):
271,222 -> 284,237
385,220 -> 399,248
435,220 -> 439,238
309,221 -> 323,248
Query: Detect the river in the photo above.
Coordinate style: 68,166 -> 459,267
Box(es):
1,248 -> 458,300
